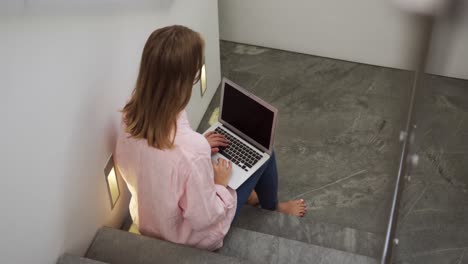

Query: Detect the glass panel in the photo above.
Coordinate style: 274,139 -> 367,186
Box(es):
392,73 -> 468,263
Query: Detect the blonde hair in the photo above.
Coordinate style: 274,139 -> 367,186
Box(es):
123,25 -> 204,149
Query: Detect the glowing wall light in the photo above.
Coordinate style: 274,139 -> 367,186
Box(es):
208,107 -> 219,126
200,64 -> 207,96
104,155 -> 120,209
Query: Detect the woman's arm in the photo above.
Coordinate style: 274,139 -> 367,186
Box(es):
179,155 -> 236,231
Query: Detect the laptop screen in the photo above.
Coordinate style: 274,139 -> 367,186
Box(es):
221,82 -> 275,150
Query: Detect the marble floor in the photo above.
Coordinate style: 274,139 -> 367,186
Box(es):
197,41 -> 468,263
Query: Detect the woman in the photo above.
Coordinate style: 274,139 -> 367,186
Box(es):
115,25 -> 306,251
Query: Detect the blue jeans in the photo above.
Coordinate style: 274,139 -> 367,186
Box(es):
234,152 -> 278,219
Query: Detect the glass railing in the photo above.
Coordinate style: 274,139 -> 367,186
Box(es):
382,14 -> 468,264
391,73 -> 468,264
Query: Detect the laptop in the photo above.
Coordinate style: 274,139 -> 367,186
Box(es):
204,78 -> 278,190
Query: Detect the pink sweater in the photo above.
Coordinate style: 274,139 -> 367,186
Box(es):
115,111 -> 237,250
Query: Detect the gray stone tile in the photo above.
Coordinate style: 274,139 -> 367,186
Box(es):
298,175 -> 394,234
222,67 -> 409,119
86,227 -> 250,264
233,206 -> 384,258
418,74 -> 468,107
394,248 -> 468,264
221,43 -> 323,80
410,153 -> 468,192
219,227 -> 279,264
413,107 -> 468,155
394,182 -> 468,263
277,236 -> 378,264
410,74 -> 468,159
220,227 -> 378,264
274,110 -> 401,152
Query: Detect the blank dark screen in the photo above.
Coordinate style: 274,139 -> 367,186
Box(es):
221,82 -> 274,149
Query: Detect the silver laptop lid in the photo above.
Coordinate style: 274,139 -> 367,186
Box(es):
218,77 -> 278,155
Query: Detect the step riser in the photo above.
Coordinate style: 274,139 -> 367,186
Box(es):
234,206 -> 383,258
220,227 -> 379,264
87,226 -> 378,264
86,227 -> 249,264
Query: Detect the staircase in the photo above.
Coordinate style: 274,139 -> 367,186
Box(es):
59,206 -> 383,264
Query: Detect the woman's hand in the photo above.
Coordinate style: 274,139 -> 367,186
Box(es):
212,158 -> 232,187
204,131 -> 229,154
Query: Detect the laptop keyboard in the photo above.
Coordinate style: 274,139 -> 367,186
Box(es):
214,127 -> 263,172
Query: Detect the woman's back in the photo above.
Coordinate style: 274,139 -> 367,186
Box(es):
115,111 -> 236,250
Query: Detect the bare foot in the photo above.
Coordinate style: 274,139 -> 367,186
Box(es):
247,191 -> 259,206
277,199 -> 307,217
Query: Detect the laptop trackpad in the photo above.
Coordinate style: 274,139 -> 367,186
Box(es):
211,153 -> 249,190
228,164 -> 249,190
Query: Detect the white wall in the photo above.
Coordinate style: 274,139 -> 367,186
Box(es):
0,1 -> 221,263
218,0 -> 468,80
427,3 -> 468,80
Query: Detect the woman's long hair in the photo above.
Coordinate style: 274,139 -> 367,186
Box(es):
123,25 -> 204,149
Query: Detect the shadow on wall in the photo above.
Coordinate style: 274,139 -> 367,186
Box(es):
59,54 -> 131,256
427,0 -> 468,79
1,0 -> 175,16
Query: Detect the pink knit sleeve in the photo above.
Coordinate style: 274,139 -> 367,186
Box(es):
179,155 -> 236,231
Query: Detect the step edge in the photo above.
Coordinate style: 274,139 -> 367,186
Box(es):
226,226 -> 380,263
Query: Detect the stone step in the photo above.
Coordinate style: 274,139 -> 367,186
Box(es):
57,254 -> 108,264
220,227 -> 379,264
85,227 -> 250,264
233,205 -> 383,258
